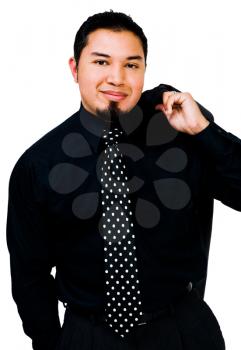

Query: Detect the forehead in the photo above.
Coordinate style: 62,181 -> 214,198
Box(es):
84,29 -> 144,58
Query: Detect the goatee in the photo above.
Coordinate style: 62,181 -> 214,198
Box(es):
95,101 -> 127,124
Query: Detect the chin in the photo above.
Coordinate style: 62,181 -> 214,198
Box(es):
123,101 -> 138,113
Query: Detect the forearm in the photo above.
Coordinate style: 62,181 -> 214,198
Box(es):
6,153 -> 61,350
9,258 -> 61,350
192,120 -> 241,211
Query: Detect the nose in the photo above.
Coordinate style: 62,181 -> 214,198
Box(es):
106,65 -> 125,86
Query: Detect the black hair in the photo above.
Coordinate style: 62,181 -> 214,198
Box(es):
73,10 -> 148,69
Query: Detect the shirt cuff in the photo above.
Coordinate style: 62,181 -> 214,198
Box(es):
32,327 -> 62,350
192,120 -> 234,160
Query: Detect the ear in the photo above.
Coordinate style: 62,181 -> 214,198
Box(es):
68,57 -> 78,83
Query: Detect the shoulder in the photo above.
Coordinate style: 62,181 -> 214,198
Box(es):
9,109 -> 81,181
139,83 -> 214,123
25,109 -> 80,156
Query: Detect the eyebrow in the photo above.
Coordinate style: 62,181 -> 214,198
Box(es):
90,51 -> 143,61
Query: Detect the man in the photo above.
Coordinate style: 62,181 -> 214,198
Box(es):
6,10 -> 241,350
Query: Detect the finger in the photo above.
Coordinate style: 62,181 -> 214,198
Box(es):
155,92 -> 170,111
155,104 -> 167,116
154,104 -> 170,122
163,91 -> 181,113
165,94 -> 178,114
154,103 -> 164,110
162,91 -> 176,107
166,92 -> 185,114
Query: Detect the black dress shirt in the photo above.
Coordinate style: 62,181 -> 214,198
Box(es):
6,83 -> 241,350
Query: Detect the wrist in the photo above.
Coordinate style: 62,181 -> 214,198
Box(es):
191,116 -> 210,135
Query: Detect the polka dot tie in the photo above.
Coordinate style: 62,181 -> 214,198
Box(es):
99,125 -> 144,338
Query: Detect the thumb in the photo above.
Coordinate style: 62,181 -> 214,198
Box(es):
155,104 -> 165,111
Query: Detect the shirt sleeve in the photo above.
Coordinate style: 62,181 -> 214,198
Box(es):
192,120 -> 241,211
6,152 -> 61,350
140,83 -> 241,211
139,82 -> 214,123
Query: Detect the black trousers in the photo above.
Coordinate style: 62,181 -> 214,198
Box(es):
55,288 -> 225,350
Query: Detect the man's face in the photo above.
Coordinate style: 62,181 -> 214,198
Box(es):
69,29 -> 146,118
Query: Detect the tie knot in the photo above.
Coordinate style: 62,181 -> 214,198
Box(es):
102,127 -> 124,146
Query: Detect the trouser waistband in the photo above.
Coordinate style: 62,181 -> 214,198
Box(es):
137,286 -> 200,326
64,284 -> 200,327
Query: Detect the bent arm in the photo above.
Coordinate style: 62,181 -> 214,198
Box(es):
192,120 -> 241,211
140,83 -> 241,211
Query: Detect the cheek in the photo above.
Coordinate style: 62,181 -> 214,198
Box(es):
130,77 -> 144,97
78,64 -> 103,84
127,77 -> 144,106
129,74 -> 144,89
78,71 -> 102,95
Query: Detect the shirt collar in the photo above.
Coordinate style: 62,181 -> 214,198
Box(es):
78,102 -> 129,154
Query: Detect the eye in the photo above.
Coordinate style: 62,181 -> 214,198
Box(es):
94,60 -> 108,65
94,60 -> 138,69
126,63 -> 138,69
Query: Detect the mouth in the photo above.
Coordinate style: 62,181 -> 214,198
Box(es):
101,91 -> 128,101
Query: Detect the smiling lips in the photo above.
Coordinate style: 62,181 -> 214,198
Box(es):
101,90 -> 128,101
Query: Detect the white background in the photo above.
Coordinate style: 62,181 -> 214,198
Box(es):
1,0 -> 241,349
